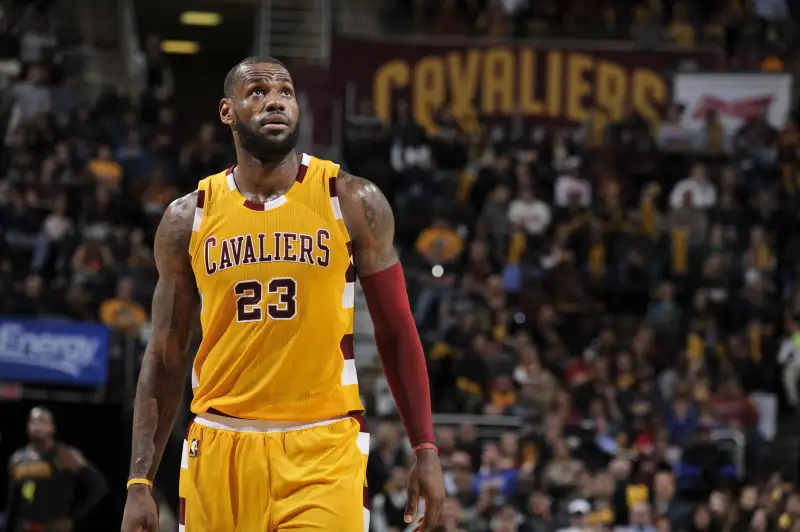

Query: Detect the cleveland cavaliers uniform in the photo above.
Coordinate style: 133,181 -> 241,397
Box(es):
179,154 -> 369,531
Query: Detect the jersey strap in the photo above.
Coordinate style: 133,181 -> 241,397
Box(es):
188,179 -> 212,258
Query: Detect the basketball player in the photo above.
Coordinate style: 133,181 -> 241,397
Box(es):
5,407 -> 108,532
120,57 -> 444,532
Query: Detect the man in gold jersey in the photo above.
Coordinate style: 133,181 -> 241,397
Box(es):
121,57 -> 444,532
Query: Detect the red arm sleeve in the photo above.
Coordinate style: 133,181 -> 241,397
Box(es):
360,262 -> 435,447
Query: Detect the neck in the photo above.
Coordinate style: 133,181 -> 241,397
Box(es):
234,148 -> 299,199
31,439 -> 53,453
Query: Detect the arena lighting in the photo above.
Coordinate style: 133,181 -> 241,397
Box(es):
161,40 -> 200,54
180,11 -> 222,26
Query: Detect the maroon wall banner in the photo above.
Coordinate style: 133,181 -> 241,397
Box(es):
332,38 -> 721,130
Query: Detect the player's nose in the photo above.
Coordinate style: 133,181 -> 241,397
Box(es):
263,96 -> 286,113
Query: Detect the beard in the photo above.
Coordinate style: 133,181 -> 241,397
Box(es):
234,111 -> 300,163
28,432 -> 48,445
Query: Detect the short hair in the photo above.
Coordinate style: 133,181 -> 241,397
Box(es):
29,405 -> 54,421
223,56 -> 287,97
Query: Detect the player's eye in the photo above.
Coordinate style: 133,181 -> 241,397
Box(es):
281,88 -> 292,97
252,88 -> 266,96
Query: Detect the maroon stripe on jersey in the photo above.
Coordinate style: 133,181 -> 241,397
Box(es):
346,241 -> 353,257
340,333 -> 354,360
328,176 -> 337,198
346,263 -> 356,283
206,407 -> 238,418
243,199 -> 266,211
363,485 -> 370,509
348,411 -> 368,433
295,162 -> 308,183
226,166 -> 235,176
236,158 -> 308,210
196,189 -> 206,209
179,497 -> 186,525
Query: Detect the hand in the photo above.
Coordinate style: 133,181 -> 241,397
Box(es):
405,448 -> 445,532
121,484 -> 159,532
49,519 -> 73,532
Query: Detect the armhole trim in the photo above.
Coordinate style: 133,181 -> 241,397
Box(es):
188,186 -> 207,259
327,163 -> 353,244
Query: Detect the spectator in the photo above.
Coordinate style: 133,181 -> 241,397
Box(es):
70,235 -> 114,285
699,109 -> 726,154
659,104 -> 691,152
670,164 -> 717,211
11,64 -> 50,125
779,330 -> 800,408
508,187 -> 552,237
19,15 -> 56,64
557,499 -> 592,532
554,157 -> 591,209
371,466 -> 410,532
99,276 -> 147,335
88,145 -> 123,188
32,194 -> 73,271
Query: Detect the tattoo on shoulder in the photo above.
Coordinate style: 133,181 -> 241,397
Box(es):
337,171 -> 398,275
155,191 -> 198,262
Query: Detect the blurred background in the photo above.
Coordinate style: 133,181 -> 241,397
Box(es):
1,0 -> 800,530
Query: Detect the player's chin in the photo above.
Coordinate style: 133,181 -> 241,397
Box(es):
259,131 -> 292,145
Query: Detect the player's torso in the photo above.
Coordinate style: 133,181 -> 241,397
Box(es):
11,446 -> 75,518
188,154 -> 362,421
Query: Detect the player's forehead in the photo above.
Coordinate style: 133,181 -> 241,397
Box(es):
29,407 -> 52,423
236,62 -> 293,88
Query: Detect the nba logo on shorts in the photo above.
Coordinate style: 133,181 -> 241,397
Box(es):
189,439 -> 199,458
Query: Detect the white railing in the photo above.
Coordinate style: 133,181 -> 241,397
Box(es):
258,0 -> 332,66
711,428 -> 747,478
118,0 -> 144,97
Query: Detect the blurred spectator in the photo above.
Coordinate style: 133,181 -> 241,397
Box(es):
669,164 -> 717,211
554,158 -> 592,209
509,187 -> 552,237
11,64 -> 50,124
99,276 -> 147,336
19,15 -> 55,64
88,145 -> 123,188
371,466 -> 410,531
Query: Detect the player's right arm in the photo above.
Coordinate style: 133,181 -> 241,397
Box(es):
122,191 -> 199,532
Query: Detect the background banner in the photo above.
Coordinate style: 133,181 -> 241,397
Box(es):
0,319 -> 110,386
332,37 -> 721,131
672,72 -> 794,134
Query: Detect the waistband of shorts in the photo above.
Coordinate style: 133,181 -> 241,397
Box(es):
193,412 -> 348,433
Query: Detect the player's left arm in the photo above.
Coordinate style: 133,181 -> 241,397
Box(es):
56,446 -> 108,522
337,171 -> 444,532
4,455 -> 20,532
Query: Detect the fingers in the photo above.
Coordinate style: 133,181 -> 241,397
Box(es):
420,495 -> 443,532
404,482 -> 420,524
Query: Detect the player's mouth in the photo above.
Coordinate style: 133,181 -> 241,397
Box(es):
259,115 -> 289,131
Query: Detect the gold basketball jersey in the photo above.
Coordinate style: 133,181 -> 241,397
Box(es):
187,154 -> 363,421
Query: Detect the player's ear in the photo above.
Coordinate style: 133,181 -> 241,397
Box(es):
219,98 -> 233,126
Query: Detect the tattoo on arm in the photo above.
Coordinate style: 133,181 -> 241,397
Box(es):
337,171 -> 399,276
129,191 -> 200,481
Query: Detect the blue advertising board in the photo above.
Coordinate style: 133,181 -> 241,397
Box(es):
0,319 -> 109,386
